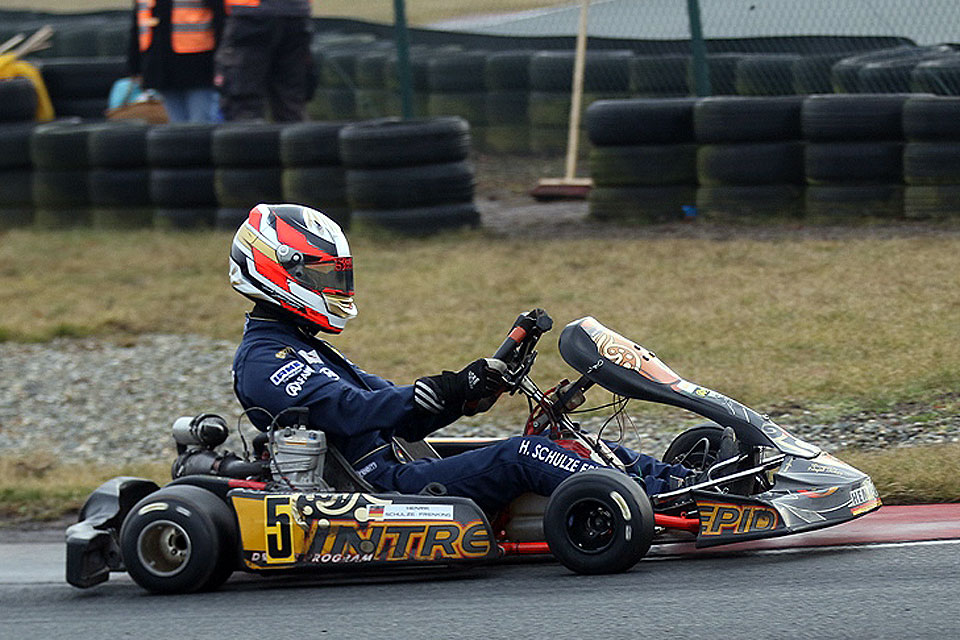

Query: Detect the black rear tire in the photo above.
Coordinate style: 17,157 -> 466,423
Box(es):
119,485 -> 237,594
543,469 -> 654,575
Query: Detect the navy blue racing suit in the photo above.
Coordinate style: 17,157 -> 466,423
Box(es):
232,313 -> 691,512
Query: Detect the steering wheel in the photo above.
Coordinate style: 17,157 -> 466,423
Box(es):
493,309 -> 553,378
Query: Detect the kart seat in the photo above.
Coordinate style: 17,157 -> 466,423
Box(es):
392,436 -> 440,462
323,445 -> 376,492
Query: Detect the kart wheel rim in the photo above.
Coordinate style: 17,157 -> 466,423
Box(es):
564,498 -> 615,554
137,520 -> 191,577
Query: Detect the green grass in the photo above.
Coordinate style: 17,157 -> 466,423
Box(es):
842,444 -> 960,504
2,229 -> 959,414
0,454 -> 169,523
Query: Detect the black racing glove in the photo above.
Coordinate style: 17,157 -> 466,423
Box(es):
414,358 -> 507,415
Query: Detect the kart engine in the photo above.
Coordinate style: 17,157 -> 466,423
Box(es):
169,413 -> 330,490
269,426 -> 330,491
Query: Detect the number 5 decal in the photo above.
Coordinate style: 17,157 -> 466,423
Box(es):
265,496 -> 295,563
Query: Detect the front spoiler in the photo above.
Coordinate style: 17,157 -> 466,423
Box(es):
693,453 -> 882,548
65,477 -> 158,588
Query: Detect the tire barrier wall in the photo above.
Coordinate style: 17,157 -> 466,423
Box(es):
0,117 -> 478,235
1,7 -> 947,157
340,117 -> 479,234
587,94 -> 960,223
586,98 -> 698,223
903,96 -> 960,218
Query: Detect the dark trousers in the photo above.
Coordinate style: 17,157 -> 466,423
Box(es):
215,14 -> 314,122
365,435 -> 691,513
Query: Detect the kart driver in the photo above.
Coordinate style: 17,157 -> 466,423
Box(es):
230,204 -> 702,513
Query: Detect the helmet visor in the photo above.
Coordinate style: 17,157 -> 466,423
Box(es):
300,256 -> 354,295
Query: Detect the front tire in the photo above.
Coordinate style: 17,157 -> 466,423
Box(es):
661,423 -> 725,471
119,485 -> 237,594
543,469 -> 654,574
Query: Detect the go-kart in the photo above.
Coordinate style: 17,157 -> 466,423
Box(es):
66,309 -> 880,593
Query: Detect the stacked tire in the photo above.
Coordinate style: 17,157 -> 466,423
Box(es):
148,124 -> 218,229
911,56 -> 960,95
88,122 -> 153,228
631,54 -> 689,97
802,94 -> 909,220
831,47 -> 931,93
281,122 -> 350,228
0,77 -> 38,123
694,97 -> 805,220
308,45 -> 362,121
528,50 -> 633,155
792,53 -> 851,94
903,96 -> 960,219
384,47 -> 444,119
484,50 -> 534,154
856,46 -> 956,93
39,57 -> 126,118
340,117 -> 479,234
213,123 -> 284,230
30,120 -> 97,227
0,121 -> 37,228
734,54 -> 802,96
427,51 -> 489,150
690,53 -> 743,96
586,98 -> 698,223
355,50 -> 395,120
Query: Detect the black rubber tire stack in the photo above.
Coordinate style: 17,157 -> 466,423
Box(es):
830,46 -> 922,93
792,53 -> 851,95
39,57 -> 127,118
528,50 -> 633,155
630,54 -> 689,97
484,50 -> 534,154
734,54 -> 802,96
354,50 -> 395,120
385,46 -> 449,119
213,123 -> 284,230
688,53 -> 742,96
340,117 -> 479,234
88,121 -> 153,229
427,51 -> 489,149
30,120 -> 99,227
0,121 -> 38,228
857,46 -> 956,93
0,78 -> 38,123
96,22 -> 131,57
802,94 -> 909,220
911,56 -> 960,95
308,43 -> 364,121
586,98 -> 698,223
694,96 -> 805,221
903,96 -> 960,219
148,123 -> 219,230
281,122 -> 350,229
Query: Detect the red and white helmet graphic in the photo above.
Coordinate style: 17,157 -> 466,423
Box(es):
229,204 -> 356,334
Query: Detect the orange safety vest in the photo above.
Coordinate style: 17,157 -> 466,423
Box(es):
137,0 -> 216,54
136,0 -> 156,51
224,0 -> 260,14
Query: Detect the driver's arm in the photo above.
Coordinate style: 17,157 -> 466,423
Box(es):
235,348 -> 467,439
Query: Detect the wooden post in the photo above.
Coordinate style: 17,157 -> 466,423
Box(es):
531,0 -> 593,200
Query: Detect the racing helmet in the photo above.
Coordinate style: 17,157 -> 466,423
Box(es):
229,204 -> 356,334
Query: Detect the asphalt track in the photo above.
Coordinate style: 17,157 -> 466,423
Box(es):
1,504 -> 958,639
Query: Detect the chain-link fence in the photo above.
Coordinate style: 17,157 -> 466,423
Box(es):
3,1 -> 960,153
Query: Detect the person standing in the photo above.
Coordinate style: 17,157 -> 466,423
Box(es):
128,0 -> 226,123
215,0 -> 314,122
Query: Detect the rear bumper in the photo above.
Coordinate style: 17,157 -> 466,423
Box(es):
65,477 -> 158,588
